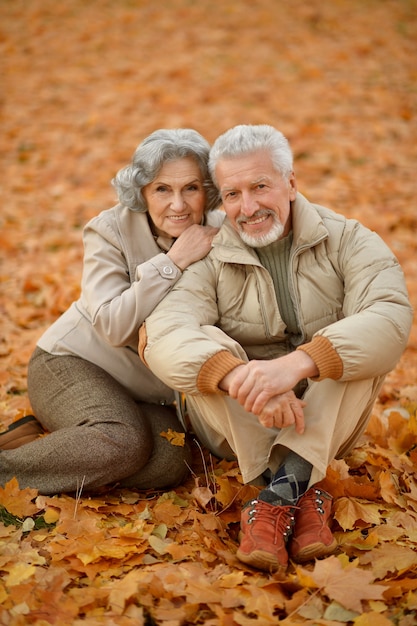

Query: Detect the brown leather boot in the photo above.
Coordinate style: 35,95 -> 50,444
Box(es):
236,498 -> 296,575
0,415 -> 44,450
289,487 -> 337,563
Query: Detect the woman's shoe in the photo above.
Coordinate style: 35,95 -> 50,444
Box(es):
0,415 -> 44,450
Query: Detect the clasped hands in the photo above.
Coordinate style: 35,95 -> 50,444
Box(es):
220,351 -> 318,435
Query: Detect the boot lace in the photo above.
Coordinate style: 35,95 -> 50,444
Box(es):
244,499 -> 296,543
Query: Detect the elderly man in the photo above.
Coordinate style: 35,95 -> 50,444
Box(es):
140,124 -> 412,575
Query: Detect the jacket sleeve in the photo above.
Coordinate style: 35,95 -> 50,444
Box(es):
80,217 -> 182,347
141,257 -> 244,394
299,221 -> 413,381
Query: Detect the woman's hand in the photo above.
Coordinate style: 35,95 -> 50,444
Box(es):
167,224 -> 219,270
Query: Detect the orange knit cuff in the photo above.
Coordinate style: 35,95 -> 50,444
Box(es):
297,335 -> 343,381
197,351 -> 246,394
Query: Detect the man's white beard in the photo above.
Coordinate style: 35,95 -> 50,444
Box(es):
237,212 -> 284,248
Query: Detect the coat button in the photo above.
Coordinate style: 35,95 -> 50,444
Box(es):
162,265 -> 174,276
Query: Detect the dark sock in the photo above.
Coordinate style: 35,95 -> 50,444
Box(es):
259,451 -> 312,506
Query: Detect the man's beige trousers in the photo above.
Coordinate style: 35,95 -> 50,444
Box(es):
185,326 -> 384,484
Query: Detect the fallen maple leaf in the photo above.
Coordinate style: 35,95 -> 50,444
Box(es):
378,469 -> 407,507
4,562 -> 38,587
108,567 -> 147,615
153,496 -> 188,526
1,2 -> 417,623
333,496 -> 383,530
297,555 -> 386,612
359,543 -> 417,579
191,476 -> 215,510
160,428 -> 185,446
0,478 -> 39,518
213,474 -> 236,508
353,611 -> 393,626
165,541 -> 195,561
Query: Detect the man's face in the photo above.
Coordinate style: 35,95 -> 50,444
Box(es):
216,150 -> 297,247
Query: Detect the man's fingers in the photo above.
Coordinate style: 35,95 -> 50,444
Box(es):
289,401 -> 305,434
226,367 -> 248,398
259,414 -> 274,428
258,396 -> 306,433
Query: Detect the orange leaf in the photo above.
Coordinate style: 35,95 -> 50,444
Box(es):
333,496 -> 383,531
359,543 -> 417,579
108,568 -> 148,615
304,555 -> 386,612
0,478 -> 39,518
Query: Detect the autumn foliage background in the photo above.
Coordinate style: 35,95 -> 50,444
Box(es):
1,1 -> 417,624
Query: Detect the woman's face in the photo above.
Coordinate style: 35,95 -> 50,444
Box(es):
142,157 -> 206,239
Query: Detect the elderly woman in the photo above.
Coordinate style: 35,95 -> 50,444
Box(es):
0,128 -> 224,495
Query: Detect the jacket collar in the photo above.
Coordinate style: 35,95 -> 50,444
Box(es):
291,192 -> 328,248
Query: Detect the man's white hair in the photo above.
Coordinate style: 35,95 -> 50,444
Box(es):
208,124 -> 294,188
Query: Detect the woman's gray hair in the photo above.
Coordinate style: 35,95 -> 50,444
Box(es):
208,124 -> 294,188
112,128 -> 218,212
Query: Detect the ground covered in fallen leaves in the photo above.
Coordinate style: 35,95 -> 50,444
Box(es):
1,0 -> 417,624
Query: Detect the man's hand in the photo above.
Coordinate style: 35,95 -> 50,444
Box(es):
219,350 -> 318,435
258,390 -> 307,434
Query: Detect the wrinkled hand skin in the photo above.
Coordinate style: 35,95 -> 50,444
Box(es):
167,225 -> 219,270
221,351 -> 318,434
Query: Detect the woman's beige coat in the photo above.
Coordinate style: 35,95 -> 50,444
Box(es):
37,204 -> 224,404
142,193 -> 413,395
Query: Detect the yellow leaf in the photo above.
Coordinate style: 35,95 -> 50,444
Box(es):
44,507 -> 60,524
214,475 -> 236,507
160,429 -> 185,446
294,565 -> 317,588
353,611 -> 392,625
0,582 -> 8,603
406,591 -> 417,610
218,570 -> 245,588
408,411 -> 417,435
5,562 -> 37,587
